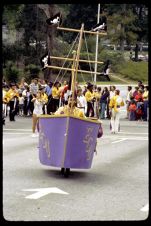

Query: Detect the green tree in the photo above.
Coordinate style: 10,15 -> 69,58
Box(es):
62,4 -> 98,43
105,4 -> 138,51
4,61 -> 20,83
132,4 -> 148,61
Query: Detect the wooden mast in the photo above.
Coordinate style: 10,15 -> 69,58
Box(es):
70,23 -> 84,114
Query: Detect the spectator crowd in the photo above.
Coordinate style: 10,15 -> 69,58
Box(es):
2,77 -> 149,126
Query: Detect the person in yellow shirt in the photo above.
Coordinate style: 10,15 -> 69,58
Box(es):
85,83 -> 95,117
39,86 -> 48,114
3,83 -> 19,121
52,81 -> 61,112
142,85 -> 149,121
55,97 -> 85,118
109,89 -> 124,133
55,96 -> 85,177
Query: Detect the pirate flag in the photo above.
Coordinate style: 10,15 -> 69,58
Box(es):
40,51 -> 51,71
46,12 -> 62,26
91,16 -> 107,32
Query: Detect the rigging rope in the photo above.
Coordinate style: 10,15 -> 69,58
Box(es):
54,33 -> 80,84
78,64 -> 86,83
59,60 -> 72,83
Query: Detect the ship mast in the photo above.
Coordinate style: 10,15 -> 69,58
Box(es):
70,23 -> 84,114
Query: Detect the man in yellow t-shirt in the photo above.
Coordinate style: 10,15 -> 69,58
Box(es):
109,89 -> 124,133
52,81 -> 61,112
85,83 -> 95,117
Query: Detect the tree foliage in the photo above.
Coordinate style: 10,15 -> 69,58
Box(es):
2,4 -> 148,82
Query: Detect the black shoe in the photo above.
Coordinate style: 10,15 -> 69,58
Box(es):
61,168 -> 65,175
64,168 -> 70,178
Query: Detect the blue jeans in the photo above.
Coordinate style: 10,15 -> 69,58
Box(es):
143,100 -> 148,120
100,102 -> 106,119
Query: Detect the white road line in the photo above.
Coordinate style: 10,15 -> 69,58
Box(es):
118,132 -> 148,135
3,132 -> 32,135
126,137 -> 148,140
3,129 -> 31,131
112,138 -> 127,144
102,135 -> 148,140
140,204 -> 149,212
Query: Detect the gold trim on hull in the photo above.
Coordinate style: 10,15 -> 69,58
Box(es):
38,114 -> 102,124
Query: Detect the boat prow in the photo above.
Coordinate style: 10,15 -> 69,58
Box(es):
38,115 -> 102,169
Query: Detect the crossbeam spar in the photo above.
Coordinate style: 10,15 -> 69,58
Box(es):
57,26 -> 107,36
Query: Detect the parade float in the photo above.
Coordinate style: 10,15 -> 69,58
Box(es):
38,11 -> 106,177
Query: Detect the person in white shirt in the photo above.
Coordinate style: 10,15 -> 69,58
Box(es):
125,86 -> 133,119
18,93 -> 24,116
31,91 -> 45,137
29,78 -> 39,95
76,87 -> 87,115
109,85 -> 116,99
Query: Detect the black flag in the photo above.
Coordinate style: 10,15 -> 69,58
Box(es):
91,16 -> 107,32
40,51 -> 51,71
46,12 -> 62,26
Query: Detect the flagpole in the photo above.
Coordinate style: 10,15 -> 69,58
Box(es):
94,3 -> 100,84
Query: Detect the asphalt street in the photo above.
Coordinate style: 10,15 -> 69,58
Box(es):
3,111 -> 148,221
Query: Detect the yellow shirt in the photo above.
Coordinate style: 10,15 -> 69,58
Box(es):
3,88 -> 19,103
41,93 -> 48,104
94,91 -> 101,100
109,95 -> 124,112
143,91 -> 148,100
52,87 -> 60,99
55,105 -> 85,118
85,90 -> 95,102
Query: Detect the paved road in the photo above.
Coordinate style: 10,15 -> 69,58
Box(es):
3,114 -> 148,221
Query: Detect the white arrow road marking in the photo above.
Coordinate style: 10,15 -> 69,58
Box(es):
22,187 -> 69,199
140,204 -> 149,212
112,138 -> 127,144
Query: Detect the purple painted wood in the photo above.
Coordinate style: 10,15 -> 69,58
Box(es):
39,116 -> 101,169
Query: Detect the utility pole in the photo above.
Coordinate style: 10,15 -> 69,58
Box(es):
94,3 -> 100,84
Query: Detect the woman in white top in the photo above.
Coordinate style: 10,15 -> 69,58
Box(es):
77,87 -> 87,115
31,91 -> 45,137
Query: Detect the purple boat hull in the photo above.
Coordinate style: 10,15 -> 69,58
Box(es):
39,116 -> 101,169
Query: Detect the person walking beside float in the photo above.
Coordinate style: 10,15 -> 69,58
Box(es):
109,89 -> 124,134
